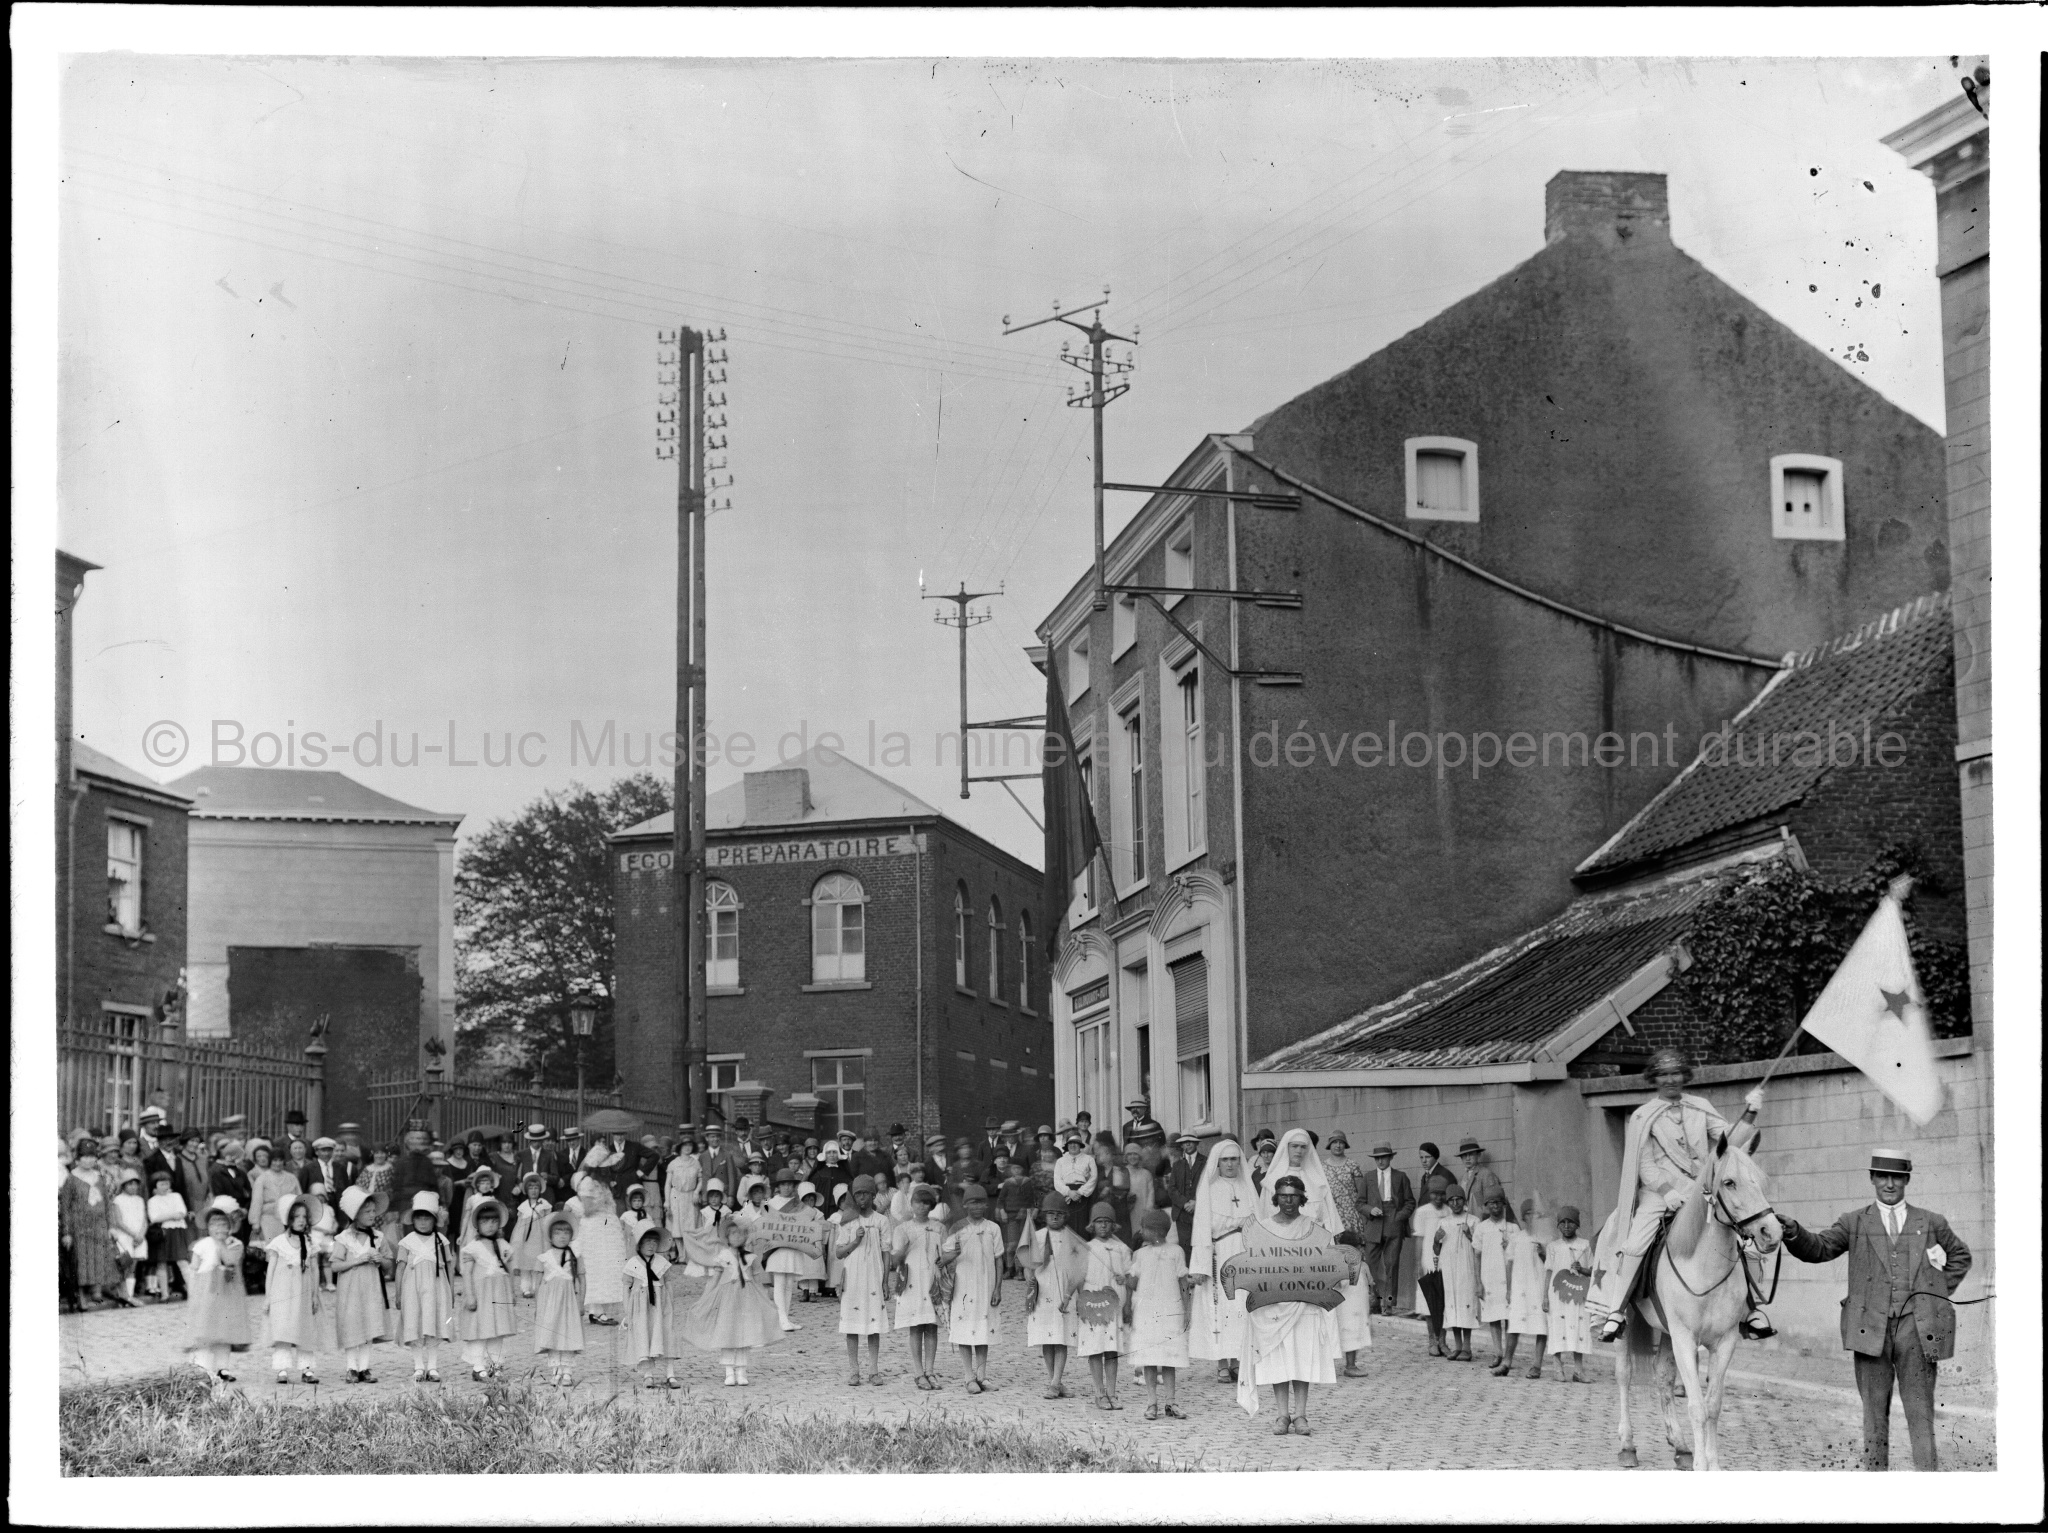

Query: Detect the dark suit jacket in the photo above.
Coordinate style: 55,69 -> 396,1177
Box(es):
298,1157 -> 351,1201
1357,1166 -> 1418,1243
208,1162 -> 253,1212
1782,1202 -> 1972,1360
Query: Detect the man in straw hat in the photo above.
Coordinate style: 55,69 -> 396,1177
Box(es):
1778,1146 -> 1973,1471
1587,1046 -> 1773,1344
1360,1141 -> 1417,1314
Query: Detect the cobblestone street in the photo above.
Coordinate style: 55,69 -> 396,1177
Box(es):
59,1281 -> 1995,1473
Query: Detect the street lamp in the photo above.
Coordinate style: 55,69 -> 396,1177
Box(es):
569,1000 -> 597,1125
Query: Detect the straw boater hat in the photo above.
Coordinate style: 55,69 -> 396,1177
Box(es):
525,1123 -> 550,1141
1870,1148 -> 1913,1176
1000,1119 -> 1020,1135
1174,1128 -> 1201,1147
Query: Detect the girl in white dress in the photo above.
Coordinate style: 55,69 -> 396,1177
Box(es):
795,1182 -> 828,1301
1433,1186 -> 1480,1360
833,1175 -> 892,1386
889,1184 -> 945,1390
1333,1228 -> 1374,1375
183,1202 -> 252,1380
1503,1199 -> 1549,1379
457,1199 -> 519,1380
508,1175 -> 553,1299
1543,1207 -> 1594,1382
570,1174 -> 627,1326
1075,1202 -> 1132,1411
532,1213 -> 586,1386
621,1224 -> 681,1389
1412,1179 -> 1449,1355
330,1187 -> 393,1382
1127,1208 -> 1192,1420
938,1184 -> 1004,1394
1188,1139 -> 1258,1380
396,1191 -> 457,1381
109,1168 -> 151,1303
761,1170 -> 811,1332
1236,1175 -> 1344,1436
1476,1191 -> 1514,1371
264,1193 -> 326,1384
1020,1194 -> 1088,1398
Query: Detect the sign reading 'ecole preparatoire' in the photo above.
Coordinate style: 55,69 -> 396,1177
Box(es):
619,832 -> 923,874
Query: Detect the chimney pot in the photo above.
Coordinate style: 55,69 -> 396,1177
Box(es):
1544,170 -> 1670,248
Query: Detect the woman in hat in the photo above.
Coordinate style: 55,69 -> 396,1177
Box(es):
330,1186 -> 394,1382
185,1199 -> 253,1381
248,1142 -> 298,1249
59,1138 -> 121,1309
1188,1138 -> 1257,1382
265,1192 -> 326,1383
1322,1131 -> 1366,1238
532,1211 -> 586,1385
508,1172 -> 554,1299
396,1191 -> 457,1381
458,1198 -> 519,1380
108,1166 -> 152,1305
1052,1125 -> 1098,1214
570,1172 -> 628,1326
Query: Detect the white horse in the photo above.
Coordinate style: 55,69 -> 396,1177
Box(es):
1616,1135 -> 1782,1471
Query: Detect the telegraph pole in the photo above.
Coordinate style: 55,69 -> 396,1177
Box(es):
1002,290 -> 1133,610
658,325 -> 730,1133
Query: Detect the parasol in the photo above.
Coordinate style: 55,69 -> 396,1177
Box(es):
466,1122 -> 516,1143
581,1107 -> 643,1137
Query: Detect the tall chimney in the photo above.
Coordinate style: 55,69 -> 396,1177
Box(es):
1544,171 -> 1670,248
742,767 -> 812,824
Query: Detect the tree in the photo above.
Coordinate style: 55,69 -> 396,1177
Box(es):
453,774 -> 671,1088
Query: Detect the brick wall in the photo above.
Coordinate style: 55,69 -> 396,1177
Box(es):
69,780 -> 189,1025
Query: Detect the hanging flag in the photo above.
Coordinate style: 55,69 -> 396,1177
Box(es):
1041,647 -> 1103,954
1795,884 -> 1944,1125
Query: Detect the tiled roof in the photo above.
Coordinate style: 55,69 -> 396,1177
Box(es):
615,744 -> 942,840
1576,593 -> 1952,879
1250,876 -> 1726,1072
168,766 -> 462,825
73,742 -> 193,803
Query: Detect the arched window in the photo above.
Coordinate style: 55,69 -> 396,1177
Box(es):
811,873 -> 866,983
706,881 -> 740,988
953,885 -> 969,989
1018,911 -> 1033,1010
987,898 -> 1005,997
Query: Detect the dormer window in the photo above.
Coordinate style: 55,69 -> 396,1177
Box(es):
1771,454 -> 1845,541
1405,437 -> 1480,522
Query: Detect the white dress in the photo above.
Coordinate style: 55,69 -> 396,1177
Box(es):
763,1196 -> 811,1279
1233,1216 -> 1339,1413
1412,1201 -> 1444,1309
1506,1229 -> 1549,1337
574,1205 -> 627,1309
941,1218 -> 1004,1347
1335,1259 -> 1374,1354
1437,1213 -> 1481,1329
1075,1237 -> 1131,1358
1190,1181 -> 1254,1361
1127,1242 -> 1190,1369
1477,1217 -> 1513,1325
1022,1225 -> 1087,1350
834,1210 -> 893,1336
1544,1237 -> 1593,1352
891,1216 -> 944,1330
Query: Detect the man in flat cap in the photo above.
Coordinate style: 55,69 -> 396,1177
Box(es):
1779,1147 -> 1973,1471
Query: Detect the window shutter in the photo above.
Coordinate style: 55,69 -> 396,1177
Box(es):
1171,954 -> 1209,1061
1416,450 -> 1464,514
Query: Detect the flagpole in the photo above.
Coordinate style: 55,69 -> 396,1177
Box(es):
1758,874 -> 1915,1092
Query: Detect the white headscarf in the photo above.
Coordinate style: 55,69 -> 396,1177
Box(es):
1190,1138 -> 1258,1281
1260,1128 -> 1339,1233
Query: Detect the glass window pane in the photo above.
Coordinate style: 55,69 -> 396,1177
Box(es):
1417,450 -> 1464,512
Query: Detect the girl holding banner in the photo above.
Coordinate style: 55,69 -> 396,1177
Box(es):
1235,1174 -> 1347,1436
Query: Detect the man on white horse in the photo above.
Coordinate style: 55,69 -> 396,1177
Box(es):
1588,1047 -> 1775,1345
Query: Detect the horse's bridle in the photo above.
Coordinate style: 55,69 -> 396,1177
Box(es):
1661,1154 -> 1781,1302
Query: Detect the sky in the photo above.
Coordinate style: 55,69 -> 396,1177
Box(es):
59,53 -> 1966,866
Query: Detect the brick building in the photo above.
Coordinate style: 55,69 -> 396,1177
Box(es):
1036,169 -> 1949,1144
168,765 -> 463,1131
611,745 -> 1051,1140
1242,593 -> 1990,1361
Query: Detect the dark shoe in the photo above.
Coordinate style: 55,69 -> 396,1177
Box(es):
1596,1315 -> 1627,1345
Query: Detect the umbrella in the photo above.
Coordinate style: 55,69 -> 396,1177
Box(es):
466,1122 -> 517,1143
581,1108 -> 643,1136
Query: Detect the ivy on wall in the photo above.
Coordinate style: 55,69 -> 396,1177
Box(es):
1672,844 -> 1971,1065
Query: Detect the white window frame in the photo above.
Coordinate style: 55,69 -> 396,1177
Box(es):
1163,517 -> 1195,606
1116,694 -> 1148,891
107,817 -> 145,935
1770,454 -> 1846,542
1067,630 -> 1091,701
1071,740 -> 1100,923
1404,436 -> 1480,523
810,1052 -> 867,1139
1175,655 -> 1207,866
706,880 -> 741,989
1112,591 -> 1138,657
707,1054 -> 744,1110
101,1003 -> 149,1132
809,872 -> 867,983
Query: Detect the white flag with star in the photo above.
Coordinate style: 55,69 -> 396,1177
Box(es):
1796,889 -> 1944,1125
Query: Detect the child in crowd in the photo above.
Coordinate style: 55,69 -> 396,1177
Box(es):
889,1183 -> 946,1390
796,1182 -> 828,1301
939,1183 -> 1004,1394
509,1174 -> 553,1299
622,1223 -> 681,1389
1477,1191 -> 1514,1372
265,1193 -> 326,1384
146,1169 -> 192,1302
995,1156 -> 1032,1278
1543,1206 -> 1593,1382
397,1191 -> 457,1382
1333,1228 -> 1374,1377
330,1187 -> 393,1382
761,1169 -> 809,1332
1077,1201 -> 1132,1411
184,1199 -> 252,1381
887,1163 -> 926,1225
533,1212 -> 586,1387
109,1168 -> 152,1304
1127,1208 -> 1191,1420
1021,1193 -> 1087,1399
572,1174 -> 626,1327
1503,1197 -> 1550,1379
621,1183 -> 655,1246
680,1181 -> 726,1277
458,1199 -> 519,1380
1433,1186 -> 1479,1362
1412,1178 -> 1449,1356
734,1176 -> 772,1232
833,1174 -> 892,1387
674,1217 -> 780,1386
